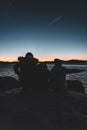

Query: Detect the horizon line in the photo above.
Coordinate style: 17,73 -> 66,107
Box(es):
0,58 -> 87,62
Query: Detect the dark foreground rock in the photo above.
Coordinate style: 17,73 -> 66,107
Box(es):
67,80 -> 85,93
0,90 -> 87,130
0,76 -> 19,92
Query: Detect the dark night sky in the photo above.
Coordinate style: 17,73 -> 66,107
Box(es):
0,0 -> 87,61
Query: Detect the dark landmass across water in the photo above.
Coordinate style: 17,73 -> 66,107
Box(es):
0,60 -> 87,65
43,60 -> 87,65
0,61 -> 16,65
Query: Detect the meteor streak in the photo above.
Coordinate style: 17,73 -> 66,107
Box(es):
49,16 -> 63,25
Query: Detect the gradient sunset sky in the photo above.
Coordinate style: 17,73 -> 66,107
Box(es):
0,0 -> 87,61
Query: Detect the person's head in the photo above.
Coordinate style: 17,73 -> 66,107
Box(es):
25,52 -> 33,59
25,52 -> 38,65
54,59 -> 62,67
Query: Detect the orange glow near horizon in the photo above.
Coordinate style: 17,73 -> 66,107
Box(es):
38,56 -> 87,61
0,56 -> 18,62
0,56 -> 87,62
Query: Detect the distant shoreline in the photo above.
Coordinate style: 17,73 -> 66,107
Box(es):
0,60 -> 87,65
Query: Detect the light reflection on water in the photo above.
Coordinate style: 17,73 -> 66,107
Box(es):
0,64 -> 87,93
0,64 -> 18,79
64,65 -> 87,93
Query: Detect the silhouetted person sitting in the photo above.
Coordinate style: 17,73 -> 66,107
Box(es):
21,52 -> 39,94
50,59 -> 67,93
14,52 -> 38,94
36,62 -> 49,94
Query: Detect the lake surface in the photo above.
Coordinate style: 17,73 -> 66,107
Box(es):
0,63 -> 87,93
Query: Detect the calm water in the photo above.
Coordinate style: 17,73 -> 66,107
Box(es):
0,64 -> 87,93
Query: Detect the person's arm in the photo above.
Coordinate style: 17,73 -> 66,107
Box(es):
14,63 -> 21,76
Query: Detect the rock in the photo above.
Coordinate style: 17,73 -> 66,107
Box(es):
67,80 -> 85,93
0,76 -> 19,92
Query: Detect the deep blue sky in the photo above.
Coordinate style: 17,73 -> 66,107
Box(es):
0,0 -> 87,61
